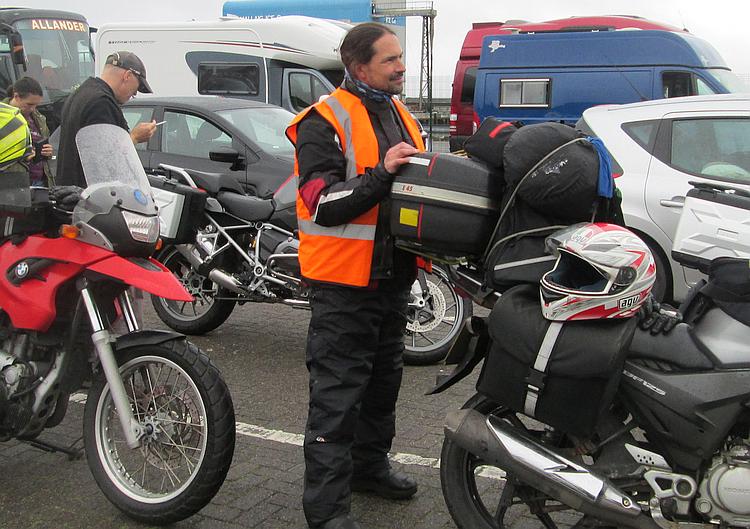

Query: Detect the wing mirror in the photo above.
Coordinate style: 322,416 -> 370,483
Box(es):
0,25 -> 25,66
209,146 -> 242,164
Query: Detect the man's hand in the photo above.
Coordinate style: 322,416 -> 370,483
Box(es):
384,142 -> 419,174
130,120 -> 157,144
25,147 -> 35,162
41,143 -> 54,158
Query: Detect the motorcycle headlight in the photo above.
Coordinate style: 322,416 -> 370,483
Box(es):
122,210 -> 160,243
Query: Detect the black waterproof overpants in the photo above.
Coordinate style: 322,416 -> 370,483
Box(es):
302,281 -> 409,528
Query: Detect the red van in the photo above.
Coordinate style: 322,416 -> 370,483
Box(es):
449,16 -> 684,151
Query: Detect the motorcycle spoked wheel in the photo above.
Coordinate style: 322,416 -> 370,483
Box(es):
151,246 -> 236,335
404,265 -> 472,366
440,394 -> 588,529
83,339 -> 235,525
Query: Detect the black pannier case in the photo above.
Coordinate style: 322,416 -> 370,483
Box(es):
477,285 -> 637,437
1,186 -> 50,237
390,153 -> 504,258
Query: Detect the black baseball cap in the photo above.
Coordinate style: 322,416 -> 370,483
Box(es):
105,51 -> 152,94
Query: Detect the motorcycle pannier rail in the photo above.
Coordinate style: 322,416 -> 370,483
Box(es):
477,285 -> 637,437
148,174 -> 208,244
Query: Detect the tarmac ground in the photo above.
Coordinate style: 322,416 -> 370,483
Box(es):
0,300 -> 577,529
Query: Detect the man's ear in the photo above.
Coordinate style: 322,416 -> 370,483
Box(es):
351,62 -> 365,83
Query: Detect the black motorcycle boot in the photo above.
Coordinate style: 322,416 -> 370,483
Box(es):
318,514 -> 363,529
351,467 -> 418,500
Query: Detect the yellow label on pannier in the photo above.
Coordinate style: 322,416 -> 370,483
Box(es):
399,207 -> 419,227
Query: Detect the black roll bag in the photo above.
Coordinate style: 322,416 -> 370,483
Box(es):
462,117 -> 518,169
390,152 -> 504,259
477,285 -> 637,437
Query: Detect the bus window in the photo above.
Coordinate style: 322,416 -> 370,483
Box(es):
12,18 -> 94,100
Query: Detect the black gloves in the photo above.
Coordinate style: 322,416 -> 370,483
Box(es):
637,295 -> 682,335
49,185 -> 83,210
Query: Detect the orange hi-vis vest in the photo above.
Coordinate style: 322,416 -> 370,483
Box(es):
287,88 -> 425,287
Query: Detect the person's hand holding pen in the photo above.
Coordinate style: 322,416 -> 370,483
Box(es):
130,119 -> 159,144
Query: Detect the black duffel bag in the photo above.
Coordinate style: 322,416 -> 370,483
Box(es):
477,284 -> 637,437
503,122 -> 600,221
503,122 -> 582,185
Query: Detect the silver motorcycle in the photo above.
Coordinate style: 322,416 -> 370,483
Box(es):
149,165 -> 471,365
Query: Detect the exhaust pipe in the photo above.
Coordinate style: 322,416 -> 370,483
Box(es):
445,409 -> 661,529
175,245 -> 246,295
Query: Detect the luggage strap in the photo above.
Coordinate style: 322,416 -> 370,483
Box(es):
524,321 -> 564,417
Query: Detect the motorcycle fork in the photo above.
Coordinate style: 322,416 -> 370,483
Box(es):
80,285 -> 143,449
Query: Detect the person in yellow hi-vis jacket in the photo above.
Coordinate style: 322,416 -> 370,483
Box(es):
0,101 -> 32,172
286,22 -> 425,529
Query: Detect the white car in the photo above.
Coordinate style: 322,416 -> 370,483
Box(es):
578,94 -> 750,302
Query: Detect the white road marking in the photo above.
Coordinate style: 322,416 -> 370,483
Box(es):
71,393 -> 504,479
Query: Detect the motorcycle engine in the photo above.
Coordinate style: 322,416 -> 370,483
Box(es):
0,349 -> 35,438
697,442 -> 750,526
261,232 -> 300,277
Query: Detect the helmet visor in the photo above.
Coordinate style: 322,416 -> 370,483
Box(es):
543,250 -> 611,294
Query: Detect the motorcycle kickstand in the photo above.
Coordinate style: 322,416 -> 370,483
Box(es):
24,435 -> 84,461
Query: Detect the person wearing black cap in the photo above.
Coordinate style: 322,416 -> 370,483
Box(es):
56,51 -> 157,187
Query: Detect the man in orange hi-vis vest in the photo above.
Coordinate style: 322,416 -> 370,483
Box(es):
286,22 -> 425,529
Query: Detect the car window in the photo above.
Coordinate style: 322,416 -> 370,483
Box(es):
460,67 -> 477,104
670,118 -> 750,180
122,107 -> 154,151
662,71 -> 695,98
695,77 -> 716,96
216,106 -> 295,156
162,111 -> 232,158
289,72 -> 329,112
622,120 -> 659,152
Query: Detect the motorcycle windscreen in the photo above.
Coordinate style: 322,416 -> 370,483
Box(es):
76,124 -> 150,192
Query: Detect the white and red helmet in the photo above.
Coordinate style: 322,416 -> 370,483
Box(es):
540,223 -> 656,321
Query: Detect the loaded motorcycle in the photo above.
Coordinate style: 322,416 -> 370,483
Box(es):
0,125 -> 235,524
148,164 -> 471,365
431,210 -> 750,529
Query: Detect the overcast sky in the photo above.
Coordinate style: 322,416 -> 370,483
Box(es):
29,0 -> 749,95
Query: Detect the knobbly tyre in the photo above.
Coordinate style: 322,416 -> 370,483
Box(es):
430,218 -> 750,529
0,124 -> 235,524
148,164 -> 470,365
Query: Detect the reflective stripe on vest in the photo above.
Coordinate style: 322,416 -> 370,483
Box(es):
287,88 -> 424,287
297,218 -> 376,240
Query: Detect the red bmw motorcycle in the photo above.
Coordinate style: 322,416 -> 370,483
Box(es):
0,124 -> 235,524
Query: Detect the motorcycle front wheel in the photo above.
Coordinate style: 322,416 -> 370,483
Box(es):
83,339 -> 235,525
440,394 -> 585,529
404,265 -> 472,365
151,246 -> 236,335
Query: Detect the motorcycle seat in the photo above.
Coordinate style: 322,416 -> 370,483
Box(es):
186,169 -> 245,196
216,191 -> 275,222
628,323 -> 714,370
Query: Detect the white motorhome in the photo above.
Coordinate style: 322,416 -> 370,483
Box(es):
95,16 -> 349,113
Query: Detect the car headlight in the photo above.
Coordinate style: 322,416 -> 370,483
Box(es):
122,210 -> 160,243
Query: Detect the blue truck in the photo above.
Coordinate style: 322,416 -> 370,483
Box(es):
474,30 -> 747,126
